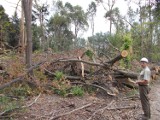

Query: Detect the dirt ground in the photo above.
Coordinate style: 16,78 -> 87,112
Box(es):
7,79 -> 159,120
149,80 -> 160,120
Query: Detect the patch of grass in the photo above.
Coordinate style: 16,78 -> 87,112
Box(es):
1,81 -> 40,99
0,95 -> 10,104
53,88 -> 67,96
51,78 -> 71,96
54,71 -> 64,80
0,95 -> 24,115
10,84 -> 33,97
70,86 -> 84,96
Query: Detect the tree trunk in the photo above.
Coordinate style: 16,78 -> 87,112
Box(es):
139,5 -> 144,57
148,0 -> 153,61
22,0 -> 33,70
19,1 -> 26,54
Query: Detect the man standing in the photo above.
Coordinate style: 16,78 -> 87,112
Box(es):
136,57 -> 151,120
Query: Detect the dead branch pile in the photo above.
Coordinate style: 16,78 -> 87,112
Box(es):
41,49 -> 137,96
0,48 -> 160,96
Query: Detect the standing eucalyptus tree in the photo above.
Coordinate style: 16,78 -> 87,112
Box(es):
87,2 -> 97,36
22,0 -> 33,69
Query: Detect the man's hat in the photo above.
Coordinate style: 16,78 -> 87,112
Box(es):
140,57 -> 149,63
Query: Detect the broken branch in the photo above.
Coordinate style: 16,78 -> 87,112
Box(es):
49,103 -> 93,120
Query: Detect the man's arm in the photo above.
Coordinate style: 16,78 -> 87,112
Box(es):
135,79 -> 148,85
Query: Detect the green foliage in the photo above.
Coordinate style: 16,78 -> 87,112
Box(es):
121,34 -> 132,50
11,84 -> 33,97
120,34 -> 132,68
7,12 -> 20,47
48,1 -> 88,51
51,73 -> 71,96
34,69 -> 47,81
0,95 -> 10,104
53,87 -> 68,96
151,50 -> 160,62
74,37 -> 86,48
70,86 -> 84,96
85,50 -> 94,60
48,13 -> 74,51
87,1 -> 97,17
0,5 -> 20,48
51,81 -> 70,96
88,32 -> 109,56
54,71 -> 64,80
70,5 -> 89,34
51,72 -> 85,96
0,94 -> 24,115
0,5 -> 12,46
108,33 -> 124,50
32,25 -> 41,51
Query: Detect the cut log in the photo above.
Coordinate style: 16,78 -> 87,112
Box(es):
106,50 -> 128,66
114,69 -> 138,79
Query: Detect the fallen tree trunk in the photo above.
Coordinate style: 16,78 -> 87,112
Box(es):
0,76 -> 24,90
50,50 -> 128,68
105,50 -> 128,66
53,59 -> 103,67
114,69 -> 138,79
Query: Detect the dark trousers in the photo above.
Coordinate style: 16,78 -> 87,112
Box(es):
139,85 -> 151,118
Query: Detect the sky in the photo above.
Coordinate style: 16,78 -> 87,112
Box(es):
0,0 -> 132,38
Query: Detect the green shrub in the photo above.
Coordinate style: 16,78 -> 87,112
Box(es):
120,34 -> 133,69
34,69 -> 47,81
53,88 -> 67,96
0,95 -> 23,115
51,78 -> 71,96
85,50 -> 94,60
11,84 -> 32,97
55,71 -> 64,80
0,96 -> 10,104
70,86 -> 84,96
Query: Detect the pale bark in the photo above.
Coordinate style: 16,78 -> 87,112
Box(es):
22,0 -> 33,69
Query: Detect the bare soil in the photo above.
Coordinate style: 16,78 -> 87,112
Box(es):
10,80 -> 160,120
